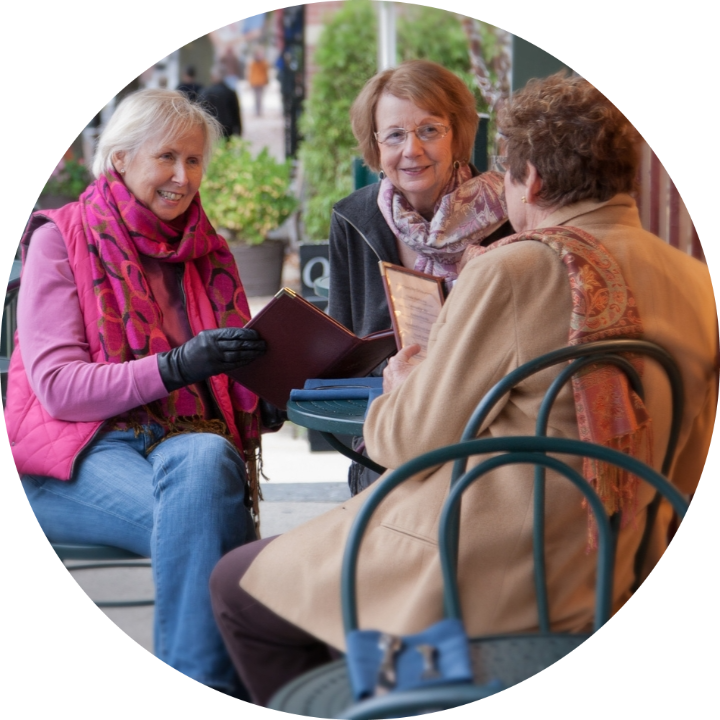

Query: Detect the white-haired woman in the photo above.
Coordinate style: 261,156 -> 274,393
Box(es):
5,89 -> 270,697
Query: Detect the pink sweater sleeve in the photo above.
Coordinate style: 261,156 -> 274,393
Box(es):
17,222 -> 169,422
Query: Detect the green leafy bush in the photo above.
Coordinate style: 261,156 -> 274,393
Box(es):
42,156 -> 91,199
201,137 -> 297,245
397,4 -> 484,111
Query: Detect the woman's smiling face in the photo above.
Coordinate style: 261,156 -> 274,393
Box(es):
375,93 -> 454,216
115,126 -> 205,221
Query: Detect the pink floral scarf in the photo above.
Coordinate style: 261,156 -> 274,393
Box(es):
78,171 -> 261,481
466,226 -> 652,544
377,164 -> 507,286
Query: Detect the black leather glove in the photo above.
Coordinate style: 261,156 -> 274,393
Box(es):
156,327 -> 266,393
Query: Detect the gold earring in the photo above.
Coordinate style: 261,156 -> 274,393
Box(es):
521,196 -> 527,203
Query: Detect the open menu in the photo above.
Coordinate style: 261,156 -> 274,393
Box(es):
379,261 -> 446,360
227,288 -> 397,409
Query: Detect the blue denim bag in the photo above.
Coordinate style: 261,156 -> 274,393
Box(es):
345,618 -> 474,701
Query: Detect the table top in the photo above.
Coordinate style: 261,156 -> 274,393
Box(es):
313,275 -> 330,298
286,397 -> 367,437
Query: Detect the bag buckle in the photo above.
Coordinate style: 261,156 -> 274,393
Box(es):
416,643 -> 440,679
375,632 -> 404,695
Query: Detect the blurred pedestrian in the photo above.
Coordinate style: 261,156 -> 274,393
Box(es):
176,64 -> 203,102
200,66 -> 242,138
247,47 -> 270,117
220,47 -> 245,93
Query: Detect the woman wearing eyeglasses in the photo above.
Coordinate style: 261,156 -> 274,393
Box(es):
329,60 -> 512,494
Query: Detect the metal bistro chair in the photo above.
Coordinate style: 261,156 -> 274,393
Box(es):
1,259 -> 21,400
451,339 -> 684,609
2,266 -> 153,609
269,437 -> 689,719
50,544 -> 153,609
268,340 -> 685,717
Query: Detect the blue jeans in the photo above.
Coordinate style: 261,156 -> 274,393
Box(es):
22,425 -> 256,695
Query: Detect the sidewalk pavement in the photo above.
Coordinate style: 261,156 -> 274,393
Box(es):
238,76 -> 285,162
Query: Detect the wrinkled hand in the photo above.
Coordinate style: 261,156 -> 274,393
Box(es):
157,327 -> 266,393
382,344 -> 423,394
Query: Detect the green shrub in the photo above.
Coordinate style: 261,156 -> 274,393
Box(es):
42,156 -> 91,199
397,4 -> 485,112
201,137 -> 297,245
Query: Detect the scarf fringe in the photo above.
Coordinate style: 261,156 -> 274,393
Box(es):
244,439 -> 264,535
581,422 -> 653,550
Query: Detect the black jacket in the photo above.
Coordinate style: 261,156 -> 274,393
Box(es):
199,83 -> 242,137
328,182 -> 399,338
327,183 -> 398,494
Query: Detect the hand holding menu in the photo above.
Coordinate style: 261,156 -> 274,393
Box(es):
227,288 -> 397,409
379,262 -> 446,360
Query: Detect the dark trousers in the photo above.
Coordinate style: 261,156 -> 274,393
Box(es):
210,536 -> 336,706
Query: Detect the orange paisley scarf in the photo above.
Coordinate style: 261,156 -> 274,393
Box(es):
467,225 -> 653,543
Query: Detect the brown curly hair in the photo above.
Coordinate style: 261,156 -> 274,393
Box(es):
498,73 -> 641,208
350,60 -> 479,172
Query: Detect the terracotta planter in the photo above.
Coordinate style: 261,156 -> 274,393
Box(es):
228,238 -> 286,297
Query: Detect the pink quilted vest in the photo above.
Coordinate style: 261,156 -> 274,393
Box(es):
5,204 -> 247,480
6,204 -> 114,479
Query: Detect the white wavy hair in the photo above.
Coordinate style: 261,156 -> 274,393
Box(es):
92,88 -> 223,178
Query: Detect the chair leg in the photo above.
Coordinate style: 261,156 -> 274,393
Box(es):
63,561 -> 155,608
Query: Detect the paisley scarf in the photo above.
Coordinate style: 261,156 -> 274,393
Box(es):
79,170 -> 263,521
466,226 -> 652,545
377,164 -> 507,286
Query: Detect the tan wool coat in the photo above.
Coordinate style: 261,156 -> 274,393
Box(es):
242,195 -> 717,651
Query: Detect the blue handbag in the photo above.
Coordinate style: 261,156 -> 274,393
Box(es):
345,618 -> 474,701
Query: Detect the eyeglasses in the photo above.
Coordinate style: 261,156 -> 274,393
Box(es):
375,123 -> 451,146
490,155 -> 508,173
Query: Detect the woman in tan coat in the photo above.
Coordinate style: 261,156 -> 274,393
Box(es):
210,74 -> 717,706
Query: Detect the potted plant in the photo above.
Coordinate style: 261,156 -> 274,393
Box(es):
201,137 -> 298,296
38,153 -> 92,209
